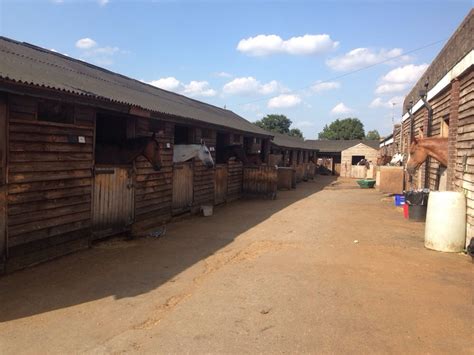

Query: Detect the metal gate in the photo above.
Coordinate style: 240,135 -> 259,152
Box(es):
172,162 -> 194,214
214,164 -> 228,205
92,167 -> 135,238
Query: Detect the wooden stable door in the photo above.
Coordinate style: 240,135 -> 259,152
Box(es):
214,164 -> 228,205
92,167 -> 135,238
172,162 -> 194,214
0,96 -> 6,265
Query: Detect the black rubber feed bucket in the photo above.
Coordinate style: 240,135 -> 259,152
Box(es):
404,191 -> 429,222
408,205 -> 427,221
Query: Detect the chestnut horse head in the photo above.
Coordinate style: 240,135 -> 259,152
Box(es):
142,133 -> 163,171
406,129 -> 448,176
95,133 -> 162,170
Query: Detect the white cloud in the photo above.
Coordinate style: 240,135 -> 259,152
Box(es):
381,63 -> 428,83
311,81 -> 341,93
294,120 -> 315,128
267,94 -> 302,109
326,47 -> 409,71
242,103 -> 260,112
75,38 -> 126,66
331,102 -> 353,115
222,77 -> 286,96
215,71 -> 233,78
148,77 -> 181,91
375,83 -> 408,95
237,34 -> 338,56
147,77 -> 217,97
75,38 -> 97,49
375,63 -> 428,94
369,96 -> 404,109
182,81 -> 217,97
98,0 -> 109,6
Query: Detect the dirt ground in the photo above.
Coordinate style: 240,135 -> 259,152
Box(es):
0,176 -> 472,354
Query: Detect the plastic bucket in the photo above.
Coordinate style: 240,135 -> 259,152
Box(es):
201,205 -> 213,217
424,192 -> 466,252
394,194 -> 405,206
408,205 -> 427,221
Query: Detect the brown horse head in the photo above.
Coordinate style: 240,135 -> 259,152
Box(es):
142,133 -> 162,171
406,129 -> 448,176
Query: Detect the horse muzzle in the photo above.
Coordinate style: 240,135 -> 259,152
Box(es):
152,163 -> 162,171
406,166 -> 417,176
205,162 -> 215,169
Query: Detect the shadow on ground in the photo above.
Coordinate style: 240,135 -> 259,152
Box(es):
0,176 -> 337,322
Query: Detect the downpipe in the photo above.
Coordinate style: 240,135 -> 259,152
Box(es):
419,88 -> 433,189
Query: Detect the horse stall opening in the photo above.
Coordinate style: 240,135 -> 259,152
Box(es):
93,112 -> 136,238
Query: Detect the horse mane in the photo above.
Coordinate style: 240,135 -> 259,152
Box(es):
120,136 -> 154,149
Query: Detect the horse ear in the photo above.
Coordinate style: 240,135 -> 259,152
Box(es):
151,132 -> 156,139
418,128 -> 424,139
201,139 -> 205,146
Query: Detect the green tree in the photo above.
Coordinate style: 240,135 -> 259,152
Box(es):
318,118 -> 365,140
288,128 -> 304,138
365,130 -> 380,140
255,114 -> 292,134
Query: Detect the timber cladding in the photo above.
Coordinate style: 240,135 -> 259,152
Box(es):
133,118 -> 173,232
6,94 -> 94,270
455,70 -> 474,241
227,159 -> 243,201
193,128 -> 217,208
340,143 -> 378,178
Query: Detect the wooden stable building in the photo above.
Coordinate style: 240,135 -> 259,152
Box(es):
269,132 -> 318,183
0,37 -> 272,272
391,10 -> 473,246
306,140 -> 379,177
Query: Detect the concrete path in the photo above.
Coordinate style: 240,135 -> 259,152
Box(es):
0,176 -> 472,354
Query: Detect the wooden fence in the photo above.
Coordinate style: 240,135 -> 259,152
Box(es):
243,165 -> 277,199
277,167 -> 296,190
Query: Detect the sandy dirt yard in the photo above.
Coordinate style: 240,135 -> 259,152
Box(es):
0,176 -> 472,354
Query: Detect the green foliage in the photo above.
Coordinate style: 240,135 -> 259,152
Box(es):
318,118 -> 365,140
288,128 -> 303,138
365,130 -> 380,140
255,114 -> 292,134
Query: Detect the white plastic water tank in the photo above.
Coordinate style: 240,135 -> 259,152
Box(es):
424,191 -> 466,252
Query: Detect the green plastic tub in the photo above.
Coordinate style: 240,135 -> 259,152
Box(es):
356,179 -> 376,189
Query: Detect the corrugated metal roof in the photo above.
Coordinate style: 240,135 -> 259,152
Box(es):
0,37 -> 271,136
305,140 -> 380,153
270,131 -> 316,150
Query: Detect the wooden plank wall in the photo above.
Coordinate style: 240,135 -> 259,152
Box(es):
227,158 -> 243,201
242,166 -> 277,199
6,95 -> 94,269
0,95 -> 7,266
455,70 -> 474,244
427,88 -> 451,189
133,118 -> 174,232
193,128 -> 216,208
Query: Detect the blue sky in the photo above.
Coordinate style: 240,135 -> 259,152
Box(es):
0,0 -> 471,138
